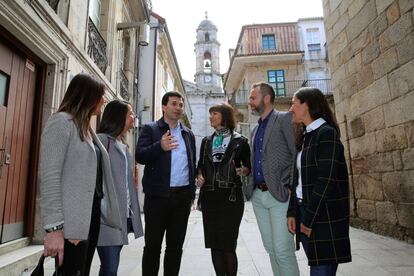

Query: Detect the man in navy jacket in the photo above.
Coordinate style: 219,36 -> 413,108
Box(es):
136,91 -> 196,276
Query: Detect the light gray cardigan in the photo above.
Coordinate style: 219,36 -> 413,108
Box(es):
97,134 -> 143,246
39,112 -> 122,240
244,110 -> 296,202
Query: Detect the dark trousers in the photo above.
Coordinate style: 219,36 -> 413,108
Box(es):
142,189 -> 192,276
298,203 -> 338,276
61,195 -> 101,276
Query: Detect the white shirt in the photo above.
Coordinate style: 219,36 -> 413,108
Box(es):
296,118 -> 326,200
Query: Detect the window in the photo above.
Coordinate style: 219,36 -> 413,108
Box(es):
121,35 -> 130,71
268,70 -> 286,96
235,80 -> 248,104
205,32 -> 210,42
239,123 -> 250,138
308,43 -> 321,51
262,34 -> 276,50
89,0 -> 102,28
306,28 -> 321,52
0,72 -> 9,106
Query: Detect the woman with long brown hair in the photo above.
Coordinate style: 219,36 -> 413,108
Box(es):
96,100 -> 144,275
39,73 -> 122,275
287,87 -> 351,276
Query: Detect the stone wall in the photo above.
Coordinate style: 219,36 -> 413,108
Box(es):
322,0 -> 414,241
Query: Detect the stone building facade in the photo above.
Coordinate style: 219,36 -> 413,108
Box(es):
0,0 -> 151,273
223,19 -> 333,137
322,0 -> 414,241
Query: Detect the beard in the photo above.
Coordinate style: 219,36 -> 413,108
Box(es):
250,99 -> 265,116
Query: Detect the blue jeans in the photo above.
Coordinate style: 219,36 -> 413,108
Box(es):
97,245 -> 123,276
252,189 -> 299,276
298,203 -> 338,276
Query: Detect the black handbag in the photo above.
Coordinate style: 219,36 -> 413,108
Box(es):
31,254 -> 64,276
196,190 -> 203,211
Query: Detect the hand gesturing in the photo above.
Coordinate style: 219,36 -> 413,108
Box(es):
160,130 -> 178,151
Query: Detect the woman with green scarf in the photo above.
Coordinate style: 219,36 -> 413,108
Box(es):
196,103 -> 251,276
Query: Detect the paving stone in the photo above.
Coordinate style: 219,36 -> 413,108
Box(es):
363,106 -> 385,133
376,0 -> 394,15
371,47 -> 399,80
357,199 -> 377,220
375,201 -> 398,225
354,173 -> 384,200
349,0 -> 370,19
399,0 -> 414,14
386,1 -> 401,25
379,13 -> 414,51
396,32 -> 414,65
36,202 -> 414,275
375,125 -> 408,152
347,0 -> 377,41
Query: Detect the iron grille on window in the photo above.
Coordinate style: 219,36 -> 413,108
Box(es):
87,18 -> 108,74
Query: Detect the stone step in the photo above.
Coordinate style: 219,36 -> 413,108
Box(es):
0,243 -> 43,276
0,238 -> 30,256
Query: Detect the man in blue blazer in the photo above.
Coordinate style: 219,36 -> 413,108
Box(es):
136,91 -> 196,276
244,82 -> 299,276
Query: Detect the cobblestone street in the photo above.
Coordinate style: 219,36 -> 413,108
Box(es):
42,202 -> 414,275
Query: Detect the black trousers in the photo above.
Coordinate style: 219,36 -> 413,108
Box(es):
142,188 -> 192,276
61,195 -> 101,276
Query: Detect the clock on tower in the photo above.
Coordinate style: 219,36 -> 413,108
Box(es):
204,74 -> 212,83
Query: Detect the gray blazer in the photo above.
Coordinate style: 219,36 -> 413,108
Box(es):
244,110 -> 296,202
97,134 -> 144,246
39,112 -> 122,240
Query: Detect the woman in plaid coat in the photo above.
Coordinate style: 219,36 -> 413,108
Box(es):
287,87 -> 351,275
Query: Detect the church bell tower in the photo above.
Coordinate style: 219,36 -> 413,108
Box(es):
194,12 -> 222,93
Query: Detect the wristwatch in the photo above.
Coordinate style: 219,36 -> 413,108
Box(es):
45,224 -> 64,233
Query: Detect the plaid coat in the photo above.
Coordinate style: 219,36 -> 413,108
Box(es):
287,123 -> 352,266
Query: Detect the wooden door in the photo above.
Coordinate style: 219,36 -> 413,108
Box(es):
0,39 -> 37,243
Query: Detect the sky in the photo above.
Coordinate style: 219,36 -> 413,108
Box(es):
151,0 -> 324,82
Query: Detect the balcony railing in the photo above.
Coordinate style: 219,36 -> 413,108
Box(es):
283,79 -> 333,96
87,18 -> 108,74
231,79 -> 332,106
120,69 -> 130,101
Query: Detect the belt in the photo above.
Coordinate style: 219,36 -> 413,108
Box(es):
169,185 -> 190,193
256,183 -> 268,192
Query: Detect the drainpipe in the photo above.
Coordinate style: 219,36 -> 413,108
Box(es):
134,28 -> 141,146
151,26 -> 158,121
